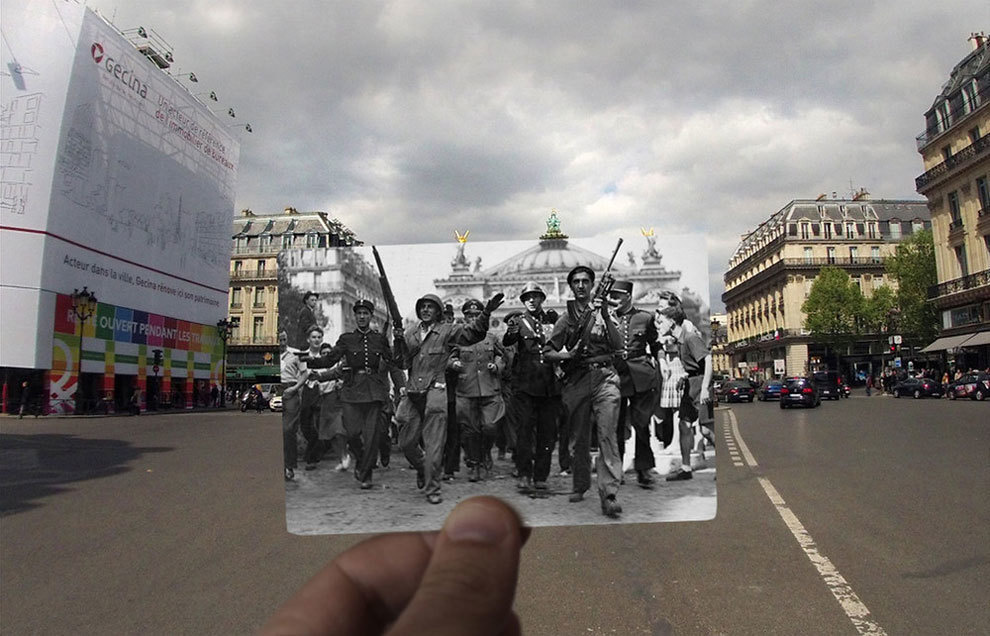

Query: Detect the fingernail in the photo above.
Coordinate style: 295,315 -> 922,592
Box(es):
443,501 -> 510,545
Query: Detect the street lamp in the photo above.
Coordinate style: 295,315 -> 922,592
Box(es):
216,318 -> 232,407
71,287 -> 98,414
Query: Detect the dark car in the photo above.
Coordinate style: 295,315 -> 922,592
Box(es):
780,377 -> 821,409
722,380 -> 756,403
812,371 -> 844,400
757,380 -> 784,401
948,373 -> 990,400
892,377 -> 943,399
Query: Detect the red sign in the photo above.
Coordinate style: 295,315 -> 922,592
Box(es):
153,365 -> 160,374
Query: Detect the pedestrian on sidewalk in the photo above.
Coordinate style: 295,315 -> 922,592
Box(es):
866,374 -> 873,396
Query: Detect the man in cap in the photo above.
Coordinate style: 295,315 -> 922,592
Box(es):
503,282 -> 561,492
495,310 -> 523,463
396,291 -> 505,504
306,299 -> 404,489
654,293 -> 712,482
280,330 -> 309,482
447,299 -> 506,483
608,280 -> 661,488
545,265 -> 624,518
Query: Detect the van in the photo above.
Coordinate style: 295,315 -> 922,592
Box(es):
812,371 -> 843,400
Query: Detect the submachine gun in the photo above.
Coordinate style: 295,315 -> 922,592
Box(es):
560,238 -> 623,376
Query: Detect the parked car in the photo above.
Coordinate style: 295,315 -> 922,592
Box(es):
269,394 -> 283,412
780,376 -> 821,409
947,373 -> 990,400
892,377 -> 943,399
757,380 -> 784,401
812,371 -> 844,400
721,380 -> 756,403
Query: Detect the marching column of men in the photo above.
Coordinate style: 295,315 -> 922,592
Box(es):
282,265 -> 712,519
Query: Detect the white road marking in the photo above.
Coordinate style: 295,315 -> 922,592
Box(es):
727,409 -> 888,636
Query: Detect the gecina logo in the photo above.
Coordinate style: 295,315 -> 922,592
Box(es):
92,42 -> 149,99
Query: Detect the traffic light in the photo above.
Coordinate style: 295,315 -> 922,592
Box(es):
889,344 -> 896,353
152,349 -> 163,366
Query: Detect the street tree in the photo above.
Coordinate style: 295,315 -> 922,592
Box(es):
885,229 -> 939,346
862,284 -> 898,335
801,266 -> 864,370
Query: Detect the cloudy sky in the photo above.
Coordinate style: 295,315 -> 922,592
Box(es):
84,0 -> 989,310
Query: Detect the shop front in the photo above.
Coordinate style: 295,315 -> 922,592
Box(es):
46,293 -> 223,415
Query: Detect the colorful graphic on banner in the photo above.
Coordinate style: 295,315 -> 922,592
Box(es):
48,293 -> 222,413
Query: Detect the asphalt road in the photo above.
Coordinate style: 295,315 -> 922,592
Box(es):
1,395 -> 987,635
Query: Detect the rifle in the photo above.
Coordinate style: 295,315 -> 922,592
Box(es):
561,238 -> 623,373
372,246 -> 408,360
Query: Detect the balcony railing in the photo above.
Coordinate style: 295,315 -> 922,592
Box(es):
229,336 -> 278,346
916,134 -> 990,191
232,245 -> 282,255
928,268 -> 990,299
230,269 -> 276,280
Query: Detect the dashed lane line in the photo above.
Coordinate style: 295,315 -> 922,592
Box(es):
726,409 -> 888,636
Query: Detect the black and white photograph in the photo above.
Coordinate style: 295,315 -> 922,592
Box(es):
278,214 -> 715,534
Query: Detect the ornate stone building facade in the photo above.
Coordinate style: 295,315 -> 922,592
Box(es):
227,208 -> 359,388
722,197 -> 930,381
915,33 -> 990,369
432,213 -> 707,333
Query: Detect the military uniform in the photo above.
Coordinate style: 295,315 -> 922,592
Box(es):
504,307 -> 561,486
449,326 -> 505,481
396,293 -> 496,502
546,278 -> 623,513
311,300 -> 403,486
612,291 -> 661,478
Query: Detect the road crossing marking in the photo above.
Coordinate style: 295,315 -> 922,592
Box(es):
726,409 -> 888,636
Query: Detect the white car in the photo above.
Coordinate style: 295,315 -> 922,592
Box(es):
269,395 -> 283,412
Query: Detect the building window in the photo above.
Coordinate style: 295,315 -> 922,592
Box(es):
788,224 -> 797,236
942,145 -> 953,163
230,288 -> 242,307
962,80 -> 979,114
867,222 -> 877,239
804,247 -> 813,263
823,223 -> 832,239
871,246 -> 881,263
257,260 -> 267,275
845,222 -> 855,237
235,237 -> 247,252
948,191 -> 961,222
977,177 -> 990,214
984,235 -> 990,261
969,126 -> 981,145
230,318 -> 240,340
955,245 -> 969,277
253,317 -> 265,342
233,260 -> 242,273
936,101 -> 951,132
849,246 -> 858,261
254,287 -> 265,306
889,221 -> 902,240
872,276 -> 884,291
282,234 -> 293,249
306,232 -> 318,248
911,220 -> 924,234
826,247 -> 836,264
800,223 -> 810,239
260,234 -> 272,251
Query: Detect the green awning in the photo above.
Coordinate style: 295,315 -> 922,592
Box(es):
227,365 -> 280,380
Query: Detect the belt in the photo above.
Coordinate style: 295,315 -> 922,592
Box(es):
579,360 -> 613,370
354,369 -> 371,375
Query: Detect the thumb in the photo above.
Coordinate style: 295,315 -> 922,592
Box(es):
387,497 -> 526,636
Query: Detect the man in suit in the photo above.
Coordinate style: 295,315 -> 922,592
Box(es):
395,292 -> 504,504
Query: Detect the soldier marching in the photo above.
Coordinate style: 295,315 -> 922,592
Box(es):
284,243 -> 713,520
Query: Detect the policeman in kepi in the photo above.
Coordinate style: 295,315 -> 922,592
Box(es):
307,299 -> 404,490
608,280 -> 661,488
503,282 -> 561,493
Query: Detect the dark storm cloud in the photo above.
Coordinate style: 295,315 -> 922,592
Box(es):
87,0 -> 990,309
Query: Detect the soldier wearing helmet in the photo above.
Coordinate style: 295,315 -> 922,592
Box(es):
395,291 -> 505,504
